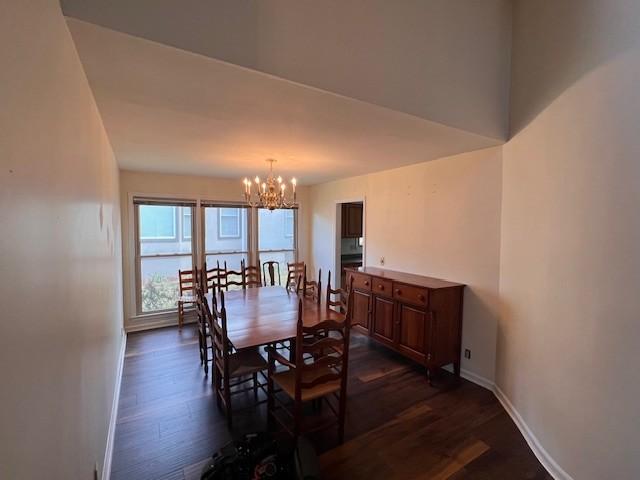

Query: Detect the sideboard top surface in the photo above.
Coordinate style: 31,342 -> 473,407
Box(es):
348,266 -> 465,289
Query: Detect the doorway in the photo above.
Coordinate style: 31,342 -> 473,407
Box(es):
335,200 -> 364,288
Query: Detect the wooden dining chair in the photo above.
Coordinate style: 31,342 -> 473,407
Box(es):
326,270 -> 348,313
223,260 -> 245,290
195,282 -> 212,374
266,290 -> 353,442
243,261 -> 262,288
206,290 -> 268,427
301,266 -> 322,305
177,268 -> 197,329
204,260 -> 226,292
286,261 -> 305,292
262,261 -> 282,286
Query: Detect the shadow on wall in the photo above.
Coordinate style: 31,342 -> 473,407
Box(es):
460,286 -> 501,381
510,0 -> 640,136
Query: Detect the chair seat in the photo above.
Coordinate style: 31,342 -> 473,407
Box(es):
272,367 -> 341,402
228,348 -> 267,378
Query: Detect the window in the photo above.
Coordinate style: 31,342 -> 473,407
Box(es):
204,205 -> 249,271
218,208 -> 241,239
135,202 -> 195,314
132,198 -> 298,316
284,210 -> 294,238
139,205 -> 176,240
182,209 -> 192,240
258,208 -> 297,285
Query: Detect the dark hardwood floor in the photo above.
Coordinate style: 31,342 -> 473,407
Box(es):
112,325 -> 551,480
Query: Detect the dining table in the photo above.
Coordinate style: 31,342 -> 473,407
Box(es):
204,286 -> 345,351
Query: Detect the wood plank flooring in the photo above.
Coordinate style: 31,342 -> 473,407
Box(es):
112,325 -> 551,479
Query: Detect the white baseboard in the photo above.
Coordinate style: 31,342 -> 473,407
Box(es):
447,366 -> 572,480
493,385 -> 573,480
460,368 -> 495,392
102,331 -> 127,480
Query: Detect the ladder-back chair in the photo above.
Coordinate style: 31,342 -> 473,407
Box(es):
266,283 -> 353,442
286,262 -> 305,292
206,290 -> 268,427
243,261 -> 262,288
177,268 -> 196,329
262,261 -> 282,286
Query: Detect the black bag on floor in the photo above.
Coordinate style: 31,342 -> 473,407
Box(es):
200,432 -> 320,480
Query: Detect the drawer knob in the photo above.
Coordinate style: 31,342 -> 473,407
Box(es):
378,284 -> 384,290
364,281 -> 370,286
418,294 -> 425,301
395,289 -> 402,295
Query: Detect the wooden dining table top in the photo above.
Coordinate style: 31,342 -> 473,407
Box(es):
204,286 -> 345,350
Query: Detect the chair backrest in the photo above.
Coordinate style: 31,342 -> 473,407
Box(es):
207,291 -> 230,376
178,269 -> 196,296
293,282 -> 353,402
286,261 -> 305,291
262,261 -> 281,286
224,259 -> 246,290
204,260 -> 226,292
326,270 -> 348,312
243,262 -> 262,288
195,282 -> 207,328
301,265 -> 322,304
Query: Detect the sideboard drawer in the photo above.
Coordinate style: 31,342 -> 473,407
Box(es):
349,272 -> 372,291
393,282 -> 428,308
372,277 -> 393,297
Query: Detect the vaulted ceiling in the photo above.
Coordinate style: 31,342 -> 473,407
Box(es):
62,1 -> 511,184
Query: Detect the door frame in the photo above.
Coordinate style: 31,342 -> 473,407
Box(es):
333,196 -> 366,288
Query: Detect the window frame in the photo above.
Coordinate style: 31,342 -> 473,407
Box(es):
134,201 -> 196,316
217,207 -> 242,239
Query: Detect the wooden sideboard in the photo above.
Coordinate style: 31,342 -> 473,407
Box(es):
346,266 -> 465,383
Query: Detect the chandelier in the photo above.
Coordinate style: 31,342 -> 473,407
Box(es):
242,159 -> 297,210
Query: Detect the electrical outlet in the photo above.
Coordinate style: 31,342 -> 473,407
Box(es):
380,256 -> 385,266
464,349 -> 471,359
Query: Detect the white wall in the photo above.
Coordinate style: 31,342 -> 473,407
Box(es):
119,169 -> 310,330
497,1 -> 640,478
0,2 -> 123,479
309,147 -> 503,382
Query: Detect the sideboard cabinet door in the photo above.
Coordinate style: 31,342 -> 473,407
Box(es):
397,303 -> 427,362
352,290 -> 371,331
371,295 -> 395,346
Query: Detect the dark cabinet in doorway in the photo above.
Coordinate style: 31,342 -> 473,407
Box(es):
341,203 -> 363,238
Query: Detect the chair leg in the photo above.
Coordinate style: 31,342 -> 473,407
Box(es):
202,335 -> 209,375
224,377 -> 232,428
267,366 -> 275,431
197,329 -> 204,364
215,371 -> 222,410
253,372 -> 258,400
178,301 -> 184,329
